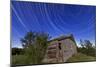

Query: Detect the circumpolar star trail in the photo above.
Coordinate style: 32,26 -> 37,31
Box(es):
11,4 -> 29,32
11,1 -> 96,48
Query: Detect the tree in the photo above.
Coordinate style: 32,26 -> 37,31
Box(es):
20,31 -> 50,64
21,31 -> 36,48
80,39 -> 85,47
78,39 -> 96,57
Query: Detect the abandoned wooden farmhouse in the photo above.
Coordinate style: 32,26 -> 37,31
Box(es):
42,34 -> 77,63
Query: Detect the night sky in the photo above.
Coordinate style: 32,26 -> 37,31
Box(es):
11,1 -> 96,48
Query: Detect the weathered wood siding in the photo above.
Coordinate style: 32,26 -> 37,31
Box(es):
42,36 -> 77,63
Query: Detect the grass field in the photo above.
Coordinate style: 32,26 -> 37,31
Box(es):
12,53 -> 96,65
67,53 -> 96,63
12,55 -> 36,65
12,55 -> 28,65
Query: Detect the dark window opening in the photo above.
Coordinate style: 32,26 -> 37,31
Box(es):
58,43 -> 61,50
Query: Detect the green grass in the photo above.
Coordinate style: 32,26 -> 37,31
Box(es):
12,54 -> 42,65
67,53 -> 96,62
12,55 -> 35,65
12,53 -> 96,65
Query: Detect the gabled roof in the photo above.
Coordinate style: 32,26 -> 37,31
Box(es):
48,34 -> 77,46
49,34 -> 72,42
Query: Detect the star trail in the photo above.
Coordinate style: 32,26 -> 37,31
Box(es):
11,1 -> 96,48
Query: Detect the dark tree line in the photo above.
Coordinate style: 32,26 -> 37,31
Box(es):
12,48 -> 24,55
